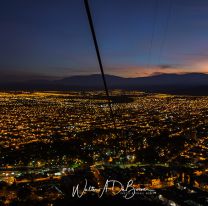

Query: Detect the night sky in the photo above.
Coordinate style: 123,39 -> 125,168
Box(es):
1,0 -> 208,81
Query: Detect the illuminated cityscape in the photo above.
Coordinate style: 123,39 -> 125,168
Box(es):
1,0 -> 208,205
0,91 -> 208,205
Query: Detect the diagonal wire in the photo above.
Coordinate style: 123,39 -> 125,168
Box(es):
158,0 -> 173,65
146,0 -> 159,70
84,0 -> 117,131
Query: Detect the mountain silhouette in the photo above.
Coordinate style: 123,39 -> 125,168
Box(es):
1,73 -> 208,95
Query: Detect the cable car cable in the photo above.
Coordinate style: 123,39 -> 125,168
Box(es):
84,0 -> 117,131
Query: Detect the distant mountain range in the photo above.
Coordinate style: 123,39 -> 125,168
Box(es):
1,73 -> 208,95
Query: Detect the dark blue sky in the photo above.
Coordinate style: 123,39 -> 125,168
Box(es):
1,0 -> 208,80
